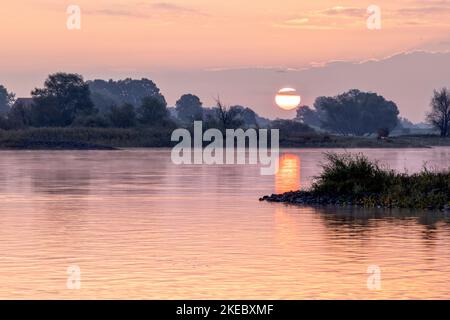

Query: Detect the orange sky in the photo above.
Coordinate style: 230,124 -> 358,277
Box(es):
1,0 -> 450,120
1,0 -> 450,72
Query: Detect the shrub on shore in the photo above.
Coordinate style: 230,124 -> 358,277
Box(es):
262,153 -> 450,210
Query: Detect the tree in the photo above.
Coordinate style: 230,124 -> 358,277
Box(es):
426,88 -> 450,137
314,89 -> 399,136
0,85 -> 15,115
89,78 -> 164,113
137,96 -> 169,125
212,99 -> 244,133
204,100 -> 264,132
31,73 -> 94,127
175,94 -> 203,124
108,103 -> 136,128
72,114 -> 110,128
229,105 -> 258,128
7,100 -> 33,129
296,105 -> 324,127
271,119 -> 315,139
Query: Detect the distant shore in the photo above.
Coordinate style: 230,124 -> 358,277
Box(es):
1,127 -> 450,150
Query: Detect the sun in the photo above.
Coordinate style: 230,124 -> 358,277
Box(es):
275,88 -> 301,110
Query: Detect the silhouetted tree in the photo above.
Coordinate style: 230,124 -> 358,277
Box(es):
314,89 -> 399,136
377,127 -> 390,139
229,105 -> 259,128
426,88 -> 450,137
7,100 -> 33,128
72,114 -> 110,128
0,85 -> 15,115
212,99 -> 244,133
31,73 -> 94,127
137,96 -> 169,125
175,94 -> 203,125
270,119 -> 315,139
89,78 -> 163,113
296,105 -> 324,127
108,103 -> 136,128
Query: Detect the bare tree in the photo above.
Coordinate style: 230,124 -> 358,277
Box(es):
214,98 -> 243,133
427,88 -> 450,137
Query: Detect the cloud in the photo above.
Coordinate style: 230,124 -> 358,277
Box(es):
275,6 -> 366,30
85,9 -> 149,19
318,6 -> 366,17
86,1 -> 205,19
151,2 -> 202,14
275,2 -> 450,30
393,1 -> 450,27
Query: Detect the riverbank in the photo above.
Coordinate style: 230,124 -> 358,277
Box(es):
0,127 -> 174,150
261,153 -> 450,211
0,127 -> 450,150
279,133 -> 450,148
1,128 -> 449,150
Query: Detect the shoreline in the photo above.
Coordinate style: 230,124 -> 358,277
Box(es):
1,128 -> 449,150
259,191 -> 450,212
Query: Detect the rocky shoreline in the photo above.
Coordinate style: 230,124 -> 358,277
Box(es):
259,191 -> 450,212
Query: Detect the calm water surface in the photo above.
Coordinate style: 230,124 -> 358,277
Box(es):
0,148 -> 449,299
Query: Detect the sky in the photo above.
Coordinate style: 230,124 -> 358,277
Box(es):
1,0 -> 450,121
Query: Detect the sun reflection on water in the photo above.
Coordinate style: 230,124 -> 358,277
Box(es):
275,154 -> 301,194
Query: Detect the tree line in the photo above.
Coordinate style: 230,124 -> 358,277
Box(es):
1,72 -> 449,137
297,88 -> 450,137
0,73 -> 270,132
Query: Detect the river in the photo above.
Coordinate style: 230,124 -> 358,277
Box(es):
0,148 -> 449,299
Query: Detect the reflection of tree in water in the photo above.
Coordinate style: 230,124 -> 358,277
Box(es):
31,166 -> 92,195
29,151 -> 171,197
314,206 -> 450,241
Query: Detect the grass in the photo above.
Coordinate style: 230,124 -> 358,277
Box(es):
262,152 -> 450,210
311,153 -> 450,210
278,132 -> 442,148
0,127 -> 176,149
1,127 -> 449,149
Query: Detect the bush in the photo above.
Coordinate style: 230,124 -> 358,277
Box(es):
312,153 -> 393,197
310,153 -> 450,209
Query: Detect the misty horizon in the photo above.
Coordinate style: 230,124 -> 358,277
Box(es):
2,50 -> 449,122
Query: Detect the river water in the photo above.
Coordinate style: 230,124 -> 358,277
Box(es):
0,148 -> 449,299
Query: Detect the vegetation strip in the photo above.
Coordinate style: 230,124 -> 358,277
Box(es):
260,153 -> 450,211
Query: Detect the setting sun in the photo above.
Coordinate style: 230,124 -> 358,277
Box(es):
275,88 -> 301,110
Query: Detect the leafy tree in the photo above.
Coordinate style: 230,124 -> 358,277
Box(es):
377,127 -> 390,139
31,73 -> 94,127
175,94 -> 203,124
72,114 -> 110,128
314,89 -> 399,136
137,96 -> 169,125
0,85 -> 15,115
270,119 -> 315,139
426,88 -> 450,137
296,105 -> 324,127
229,105 -> 259,128
108,103 -> 137,128
89,78 -> 164,113
7,101 -> 33,129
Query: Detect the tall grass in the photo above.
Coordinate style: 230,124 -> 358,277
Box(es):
311,153 -> 450,209
0,127 -> 176,148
